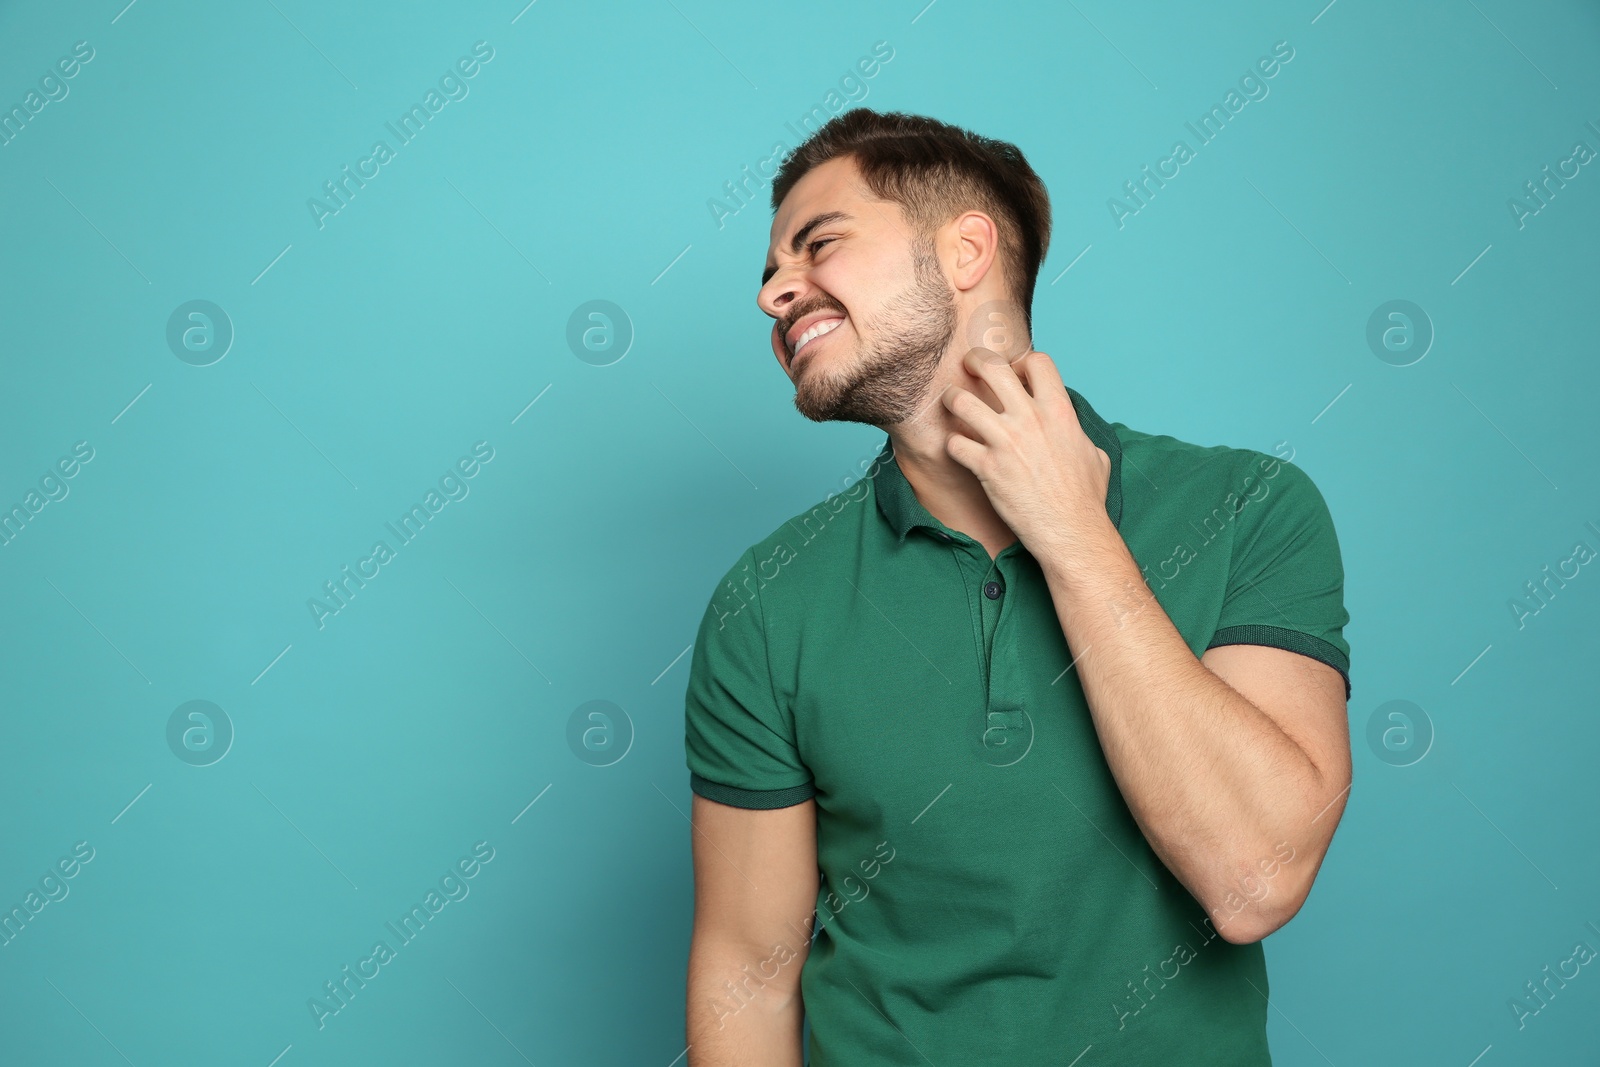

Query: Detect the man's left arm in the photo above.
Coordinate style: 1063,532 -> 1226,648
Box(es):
939,348 -> 1352,945
1036,517 -> 1351,945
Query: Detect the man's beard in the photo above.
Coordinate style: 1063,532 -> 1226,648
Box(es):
792,238 -> 956,427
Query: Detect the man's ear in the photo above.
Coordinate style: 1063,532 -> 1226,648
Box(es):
947,210 -> 1000,294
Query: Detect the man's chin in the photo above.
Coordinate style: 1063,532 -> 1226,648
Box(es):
790,360 -> 831,417
792,392 -> 833,423
794,389 -> 879,427
793,387 -> 842,424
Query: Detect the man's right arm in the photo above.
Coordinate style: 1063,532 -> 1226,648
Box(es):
686,793 -> 819,1066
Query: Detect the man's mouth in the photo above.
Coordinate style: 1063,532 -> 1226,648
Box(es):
792,317 -> 843,361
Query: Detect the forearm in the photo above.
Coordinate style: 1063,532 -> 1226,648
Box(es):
1037,519 -> 1328,928
687,939 -> 806,1066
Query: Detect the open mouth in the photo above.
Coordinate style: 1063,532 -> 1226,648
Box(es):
792,317 -> 843,364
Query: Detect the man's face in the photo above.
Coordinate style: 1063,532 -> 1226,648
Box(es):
758,156 -> 957,427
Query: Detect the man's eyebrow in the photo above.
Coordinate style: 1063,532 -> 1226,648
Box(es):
761,211 -> 852,286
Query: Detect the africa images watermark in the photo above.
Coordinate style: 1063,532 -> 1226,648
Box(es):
1507,518 -> 1600,631
1111,915 -> 1225,1031
1507,116 -> 1600,230
706,839 -> 896,1031
1,440 -> 95,549
705,40 -> 896,232
1107,39 -> 1296,229
307,41 -> 496,230
1506,918 -> 1600,1031
308,441 -> 495,630
1099,440 -> 1298,635
0,39 -> 96,148
708,439 -> 897,631
1111,841 -> 1294,1032
308,841 -> 496,1030
1,841 -> 96,949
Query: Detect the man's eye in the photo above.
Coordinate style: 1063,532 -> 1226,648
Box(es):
808,237 -> 835,255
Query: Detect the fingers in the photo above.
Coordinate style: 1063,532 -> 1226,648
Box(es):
940,382 -> 1000,444
1013,349 -> 1065,400
960,346 -> 1031,413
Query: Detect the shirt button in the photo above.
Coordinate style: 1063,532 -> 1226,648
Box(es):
932,530 -> 952,542
984,580 -> 1002,599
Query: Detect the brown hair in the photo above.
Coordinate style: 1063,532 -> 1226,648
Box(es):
770,109 -> 1052,330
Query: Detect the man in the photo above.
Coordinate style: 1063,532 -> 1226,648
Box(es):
683,108 -> 1352,1066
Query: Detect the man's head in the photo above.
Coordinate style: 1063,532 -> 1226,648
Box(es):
757,109 -> 1052,427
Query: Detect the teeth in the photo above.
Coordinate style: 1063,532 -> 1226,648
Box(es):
794,318 -> 842,355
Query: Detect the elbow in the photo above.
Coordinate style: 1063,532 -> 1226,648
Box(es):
1203,856 -> 1315,945
1203,779 -> 1346,945
1213,897 -> 1300,945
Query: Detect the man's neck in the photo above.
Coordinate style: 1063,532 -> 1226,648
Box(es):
881,336 -> 1036,554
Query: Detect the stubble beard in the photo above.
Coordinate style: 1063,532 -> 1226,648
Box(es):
792,238 -> 957,428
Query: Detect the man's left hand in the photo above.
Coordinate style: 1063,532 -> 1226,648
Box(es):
940,347 -> 1113,560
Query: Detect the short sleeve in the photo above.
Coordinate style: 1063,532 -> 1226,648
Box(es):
1205,454 -> 1352,699
684,548 -> 816,809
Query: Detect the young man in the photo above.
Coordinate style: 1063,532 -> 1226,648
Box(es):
684,109 -> 1352,1066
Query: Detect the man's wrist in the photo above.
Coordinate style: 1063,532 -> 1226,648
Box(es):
1032,513 -> 1123,591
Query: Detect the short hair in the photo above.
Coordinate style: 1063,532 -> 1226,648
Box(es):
770,109 -> 1052,331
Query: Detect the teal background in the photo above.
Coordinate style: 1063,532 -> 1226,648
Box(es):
2,0 -> 1598,1063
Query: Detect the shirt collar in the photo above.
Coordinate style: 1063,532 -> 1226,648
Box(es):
871,384 -> 1124,544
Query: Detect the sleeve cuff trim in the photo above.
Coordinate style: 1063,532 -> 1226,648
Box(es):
1206,624 -> 1351,700
690,773 -> 816,810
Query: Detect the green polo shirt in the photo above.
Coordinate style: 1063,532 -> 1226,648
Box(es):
684,384 -> 1351,1065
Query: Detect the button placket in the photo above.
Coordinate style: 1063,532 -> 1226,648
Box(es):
974,557 -> 1029,765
